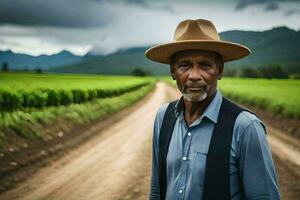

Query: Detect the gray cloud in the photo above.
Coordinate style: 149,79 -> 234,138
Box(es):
87,0 -> 149,7
0,39 -> 23,47
265,2 -> 279,11
0,0 -> 180,55
0,0 -> 113,28
0,0 -> 176,28
125,0 -> 149,7
236,0 -> 266,10
285,8 -> 300,16
235,0 -> 299,10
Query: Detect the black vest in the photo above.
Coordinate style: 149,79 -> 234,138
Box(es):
158,97 -> 247,200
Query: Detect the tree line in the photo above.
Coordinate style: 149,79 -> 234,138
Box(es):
223,64 -> 299,79
2,62 -> 299,79
1,62 -> 43,74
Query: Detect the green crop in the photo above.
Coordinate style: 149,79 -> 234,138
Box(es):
0,82 -> 155,147
0,72 -> 153,111
0,72 -> 156,148
219,78 -> 300,118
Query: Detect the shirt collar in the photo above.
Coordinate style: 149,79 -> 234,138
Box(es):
174,90 -> 223,124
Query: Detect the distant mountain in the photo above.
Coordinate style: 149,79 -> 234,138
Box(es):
2,26 -> 300,75
0,50 -> 83,70
51,26 -> 300,75
50,47 -> 168,75
221,27 -> 300,73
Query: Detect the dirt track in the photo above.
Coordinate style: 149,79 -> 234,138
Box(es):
1,82 -> 299,200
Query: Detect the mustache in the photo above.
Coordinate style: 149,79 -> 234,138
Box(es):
185,82 -> 207,88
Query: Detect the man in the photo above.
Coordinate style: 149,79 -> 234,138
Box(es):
145,19 -> 280,200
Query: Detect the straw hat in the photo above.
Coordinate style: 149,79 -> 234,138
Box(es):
145,19 -> 250,64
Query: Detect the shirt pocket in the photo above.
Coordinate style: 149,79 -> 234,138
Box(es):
192,151 -> 207,187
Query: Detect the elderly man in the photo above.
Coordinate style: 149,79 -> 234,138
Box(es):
145,19 -> 280,200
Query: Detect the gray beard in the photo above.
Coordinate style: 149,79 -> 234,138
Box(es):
182,90 -> 208,102
180,84 -> 217,102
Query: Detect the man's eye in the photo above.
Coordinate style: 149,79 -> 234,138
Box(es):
202,63 -> 212,68
178,64 -> 189,68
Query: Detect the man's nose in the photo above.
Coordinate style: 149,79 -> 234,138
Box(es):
188,65 -> 202,81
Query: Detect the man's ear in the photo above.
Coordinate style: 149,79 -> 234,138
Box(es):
170,64 -> 175,80
218,63 -> 224,80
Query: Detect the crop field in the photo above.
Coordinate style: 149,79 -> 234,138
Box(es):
219,78 -> 300,118
0,72 -> 155,147
164,77 -> 300,119
0,73 -> 151,91
0,73 -> 154,111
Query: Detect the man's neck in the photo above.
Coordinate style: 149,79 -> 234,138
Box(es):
183,91 -> 216,126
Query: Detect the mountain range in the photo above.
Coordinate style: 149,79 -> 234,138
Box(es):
0,50 -> 83,70
1,26 -> 299,75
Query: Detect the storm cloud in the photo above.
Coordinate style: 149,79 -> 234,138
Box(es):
0,0 -> 299,56
235,0 -> 299,10
0,0 -> 115,28
0,0 -> 176,28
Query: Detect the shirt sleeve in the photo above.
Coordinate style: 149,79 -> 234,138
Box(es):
237,115 -> 280,200
149,104 -> 168,200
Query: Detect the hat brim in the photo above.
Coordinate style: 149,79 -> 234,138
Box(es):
145,40 -> 250,64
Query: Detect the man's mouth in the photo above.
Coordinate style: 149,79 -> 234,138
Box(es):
185,87 -> 206,92
186,87 -> 203,91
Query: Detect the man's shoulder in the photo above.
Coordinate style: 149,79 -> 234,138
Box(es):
154,99 -> 181,129
153,102 -> 172,138
234,110 -> 265,136
222,97 -> 264,131
155,103 -> 170,122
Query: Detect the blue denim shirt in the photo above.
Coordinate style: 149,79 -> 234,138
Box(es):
149,90 -> 280,200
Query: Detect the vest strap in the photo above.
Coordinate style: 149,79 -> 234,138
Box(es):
203,98 -> 245,200
158,100 -> 178,200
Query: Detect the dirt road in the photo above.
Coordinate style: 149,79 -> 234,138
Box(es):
1,82 -> 299,200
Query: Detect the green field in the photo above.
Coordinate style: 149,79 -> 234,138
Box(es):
0,72 -> 150,91
0,72 -> 155,148
0,73 -> 154,111
219,78 -> 300,118
165,77 -> 300,119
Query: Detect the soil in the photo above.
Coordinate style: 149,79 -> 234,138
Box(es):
0,82 -> 299,200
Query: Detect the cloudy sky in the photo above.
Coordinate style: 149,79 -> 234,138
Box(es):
0,0 -> 299,56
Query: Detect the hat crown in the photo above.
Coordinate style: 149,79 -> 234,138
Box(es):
174,19 -> 220,41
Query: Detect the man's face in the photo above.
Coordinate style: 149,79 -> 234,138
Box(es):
170,50 -> 223,102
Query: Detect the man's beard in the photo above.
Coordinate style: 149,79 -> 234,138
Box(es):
179,82 -> 211,102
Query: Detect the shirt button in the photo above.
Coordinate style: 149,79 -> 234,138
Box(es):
187,132 -> 192,136
179,189 -> 183,194
182,156 -> 187,161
